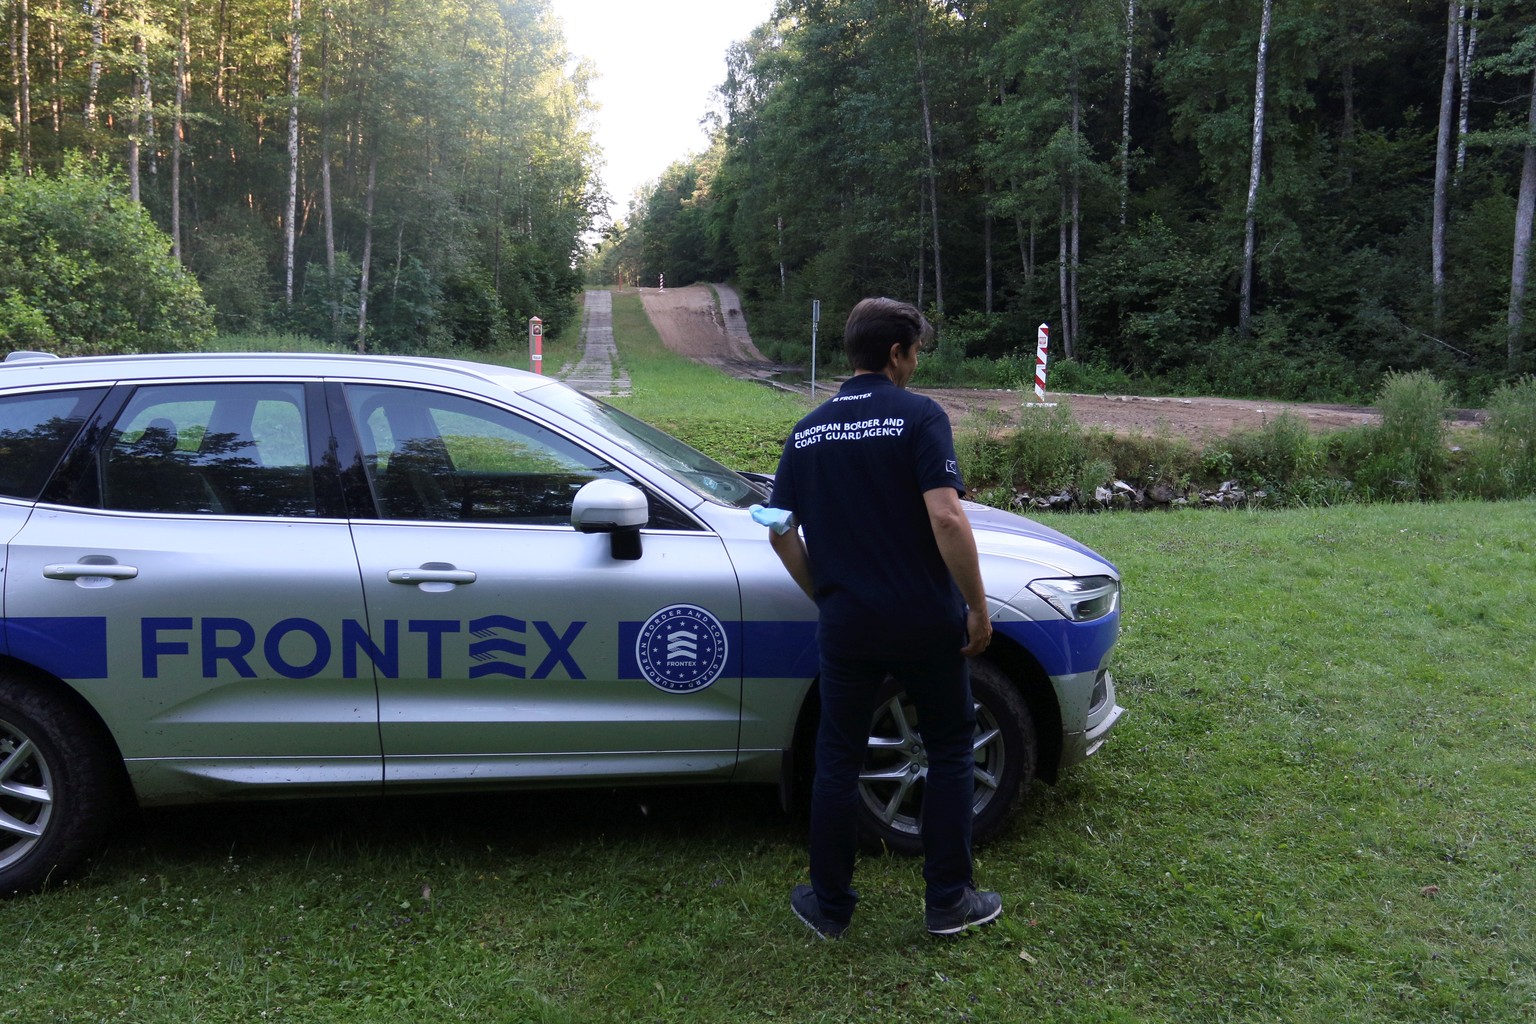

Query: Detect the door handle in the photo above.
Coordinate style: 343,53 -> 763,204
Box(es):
387,568 -> 477,585
43,563 -> 139,581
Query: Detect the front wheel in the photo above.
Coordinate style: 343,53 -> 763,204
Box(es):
856,658 -> 1037,856
1,675 -> 121,895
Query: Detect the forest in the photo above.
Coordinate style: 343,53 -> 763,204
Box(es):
1,0 -> 601,350
595,0 -> 1536,402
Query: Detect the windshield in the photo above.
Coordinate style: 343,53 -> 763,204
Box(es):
526,384 -> 765,509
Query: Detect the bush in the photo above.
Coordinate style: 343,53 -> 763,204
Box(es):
1457,376 -> 1536,499
1355,371 -> 1451,499
1005,401 -> 1088,493
0,158 -> 213,353
1224,412 -> 1324,491
1089,427 -> 1200,491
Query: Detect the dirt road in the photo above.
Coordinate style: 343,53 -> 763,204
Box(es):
632,285 -> 1470,441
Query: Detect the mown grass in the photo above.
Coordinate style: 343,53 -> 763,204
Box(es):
7,501 -> 1532,1022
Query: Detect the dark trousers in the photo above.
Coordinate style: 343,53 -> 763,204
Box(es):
809,647 -> 976,923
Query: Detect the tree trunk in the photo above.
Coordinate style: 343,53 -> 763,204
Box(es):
1059,188 -> 1071,359
215,0 -> 229,108
1455,2 -> 1479,179
129,31 -> 144,202
17,0 -> 30,171
46,0 -> 60,136
1120,0 -> 1135,226
139,22 -> 156,178
984,202 -> 993,315
1508,64 -> 1536,369
1239,0 -> 1273,337
1070,76 -> 1082,356
1341,58 -> 1355,186
913,4 -> 942,318
916,185 -> 927,309
777,214 -> 786,293
85,0 -> 103,132
1431,1 -> 1458,327
320,3 -> 336,282
356,150 -> 379,353
285,0 -> 302,307
171,0 -> 188,260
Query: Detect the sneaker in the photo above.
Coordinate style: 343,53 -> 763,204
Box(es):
925,888 -> 1002,936
791,884 -> 848,940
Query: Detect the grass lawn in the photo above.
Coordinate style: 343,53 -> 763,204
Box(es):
6,501 -> 1532,1023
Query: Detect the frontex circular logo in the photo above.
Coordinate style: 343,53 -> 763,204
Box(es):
636,604 -> 728,694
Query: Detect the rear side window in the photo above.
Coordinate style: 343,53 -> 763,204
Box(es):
0,388 -> 108,500
96,383 -> 318,517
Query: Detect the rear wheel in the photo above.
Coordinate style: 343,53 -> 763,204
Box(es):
0,675 -> 120,895
856,658 -> 1036,855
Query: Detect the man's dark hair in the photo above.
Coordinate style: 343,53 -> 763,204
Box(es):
843,297 -> 934,372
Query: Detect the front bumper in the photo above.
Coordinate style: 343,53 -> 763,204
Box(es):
1059,668 -> 1125,769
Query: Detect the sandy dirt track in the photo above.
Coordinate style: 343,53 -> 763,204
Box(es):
632,284 -> 1480,441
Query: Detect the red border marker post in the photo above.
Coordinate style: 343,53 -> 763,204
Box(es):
1034,323 -> 1050,402
529,316 -> 544,375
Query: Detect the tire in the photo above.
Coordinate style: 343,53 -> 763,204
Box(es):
856,657 -> 1036,856
0,674 -> 121,895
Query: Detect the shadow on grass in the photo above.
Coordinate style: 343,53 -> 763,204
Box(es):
97,784 -> 796,880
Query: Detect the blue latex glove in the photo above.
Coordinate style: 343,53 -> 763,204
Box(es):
749,504 -> 796,536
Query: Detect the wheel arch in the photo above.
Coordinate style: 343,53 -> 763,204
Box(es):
0,655 -> 133,800
980,633 -> 1063,784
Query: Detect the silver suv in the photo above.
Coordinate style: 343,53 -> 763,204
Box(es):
0,350 -> 1124,893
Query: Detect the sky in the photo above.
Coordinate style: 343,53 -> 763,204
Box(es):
548,0 -> 777,224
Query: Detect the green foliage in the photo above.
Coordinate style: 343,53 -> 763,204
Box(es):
0,160 -> 213,354
1003,401 -> 1089,492
1088,427 -> 1202,492
616,0 -> 1531,396
1457,377 -> 1536,498
1043,358 -> 1142,396
1223,412 -> 1325,490
1,0 -> 598,362
188,222 -> 274,335
1356,371 -> 1452,499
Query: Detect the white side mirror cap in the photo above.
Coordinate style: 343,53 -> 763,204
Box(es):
571,479 -> 649,533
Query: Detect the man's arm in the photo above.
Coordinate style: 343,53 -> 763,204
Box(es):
923,486 -> 992,656
768,527 -> 816,602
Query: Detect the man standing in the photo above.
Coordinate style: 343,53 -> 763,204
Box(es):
765,297 -> 1000,939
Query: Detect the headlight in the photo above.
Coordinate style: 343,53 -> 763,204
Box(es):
1027,575 -> 1119,622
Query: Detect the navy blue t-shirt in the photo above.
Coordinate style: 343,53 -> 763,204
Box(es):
769,373 -> 967,658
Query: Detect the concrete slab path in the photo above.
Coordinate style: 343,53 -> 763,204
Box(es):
557,289 -> 631,397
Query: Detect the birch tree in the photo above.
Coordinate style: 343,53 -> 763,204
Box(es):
1238,0 -> 1272,337
284,0 -> 301,307
1508,61 -> 1535,369
1431,1 -> 1459,326
1457,2 -> 1480,177
1120,0 -> 1135,225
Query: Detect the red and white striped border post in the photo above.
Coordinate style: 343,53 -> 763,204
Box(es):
1034,323 -> 1050,402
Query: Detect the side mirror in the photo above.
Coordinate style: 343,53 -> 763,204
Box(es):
571,479 -> 648,561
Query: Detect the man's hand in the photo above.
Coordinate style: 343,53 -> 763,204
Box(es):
961,603 -> 992,656
924,487 -> 991,657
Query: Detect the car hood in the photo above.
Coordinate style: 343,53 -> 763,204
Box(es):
964,501 -> 1119,581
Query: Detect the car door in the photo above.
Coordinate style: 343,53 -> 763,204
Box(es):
337,382 -> 744,786
3,380 -> 380,803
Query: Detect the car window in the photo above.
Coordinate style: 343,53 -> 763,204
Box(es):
0,388 -> 108,500
97,383 -> 318,516
345,384 -> 637,524
524,383 -> 764,508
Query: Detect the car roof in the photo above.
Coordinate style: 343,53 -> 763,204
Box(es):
0,350 -> 552,397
